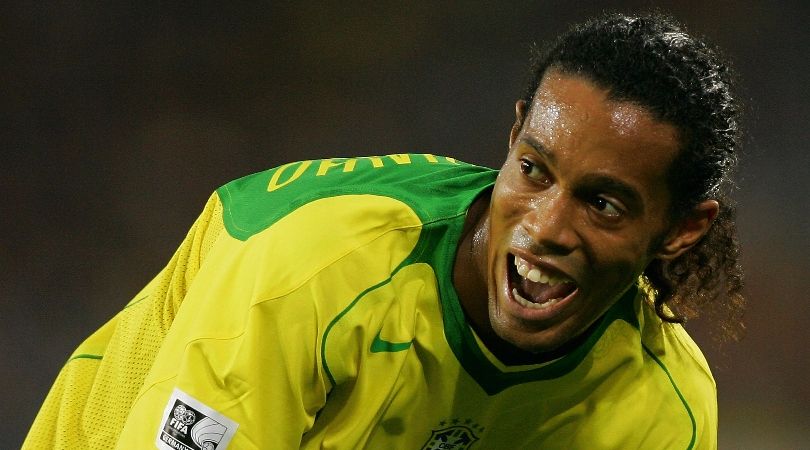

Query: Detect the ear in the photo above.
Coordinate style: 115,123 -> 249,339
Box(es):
509,100 -> 528,148
656,200 -> 720,260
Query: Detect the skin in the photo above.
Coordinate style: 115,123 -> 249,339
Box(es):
453,69 -> 718,363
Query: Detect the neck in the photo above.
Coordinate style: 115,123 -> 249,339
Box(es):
452,193 -> 491,346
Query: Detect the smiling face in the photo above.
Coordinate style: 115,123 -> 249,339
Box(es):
479,69 -> 684,354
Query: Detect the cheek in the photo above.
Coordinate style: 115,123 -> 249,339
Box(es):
585,236 -> 652,286
491,176 -> 535,224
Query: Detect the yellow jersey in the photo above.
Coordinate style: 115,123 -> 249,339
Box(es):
24,154 -> 716,449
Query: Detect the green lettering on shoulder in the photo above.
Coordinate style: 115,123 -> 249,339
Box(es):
267,160 -> 312,192
218,153 -> 497,241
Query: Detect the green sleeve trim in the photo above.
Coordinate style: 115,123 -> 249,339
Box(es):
65,295 -> 149,365
642,343 -> 697,450
67,353 -> 103,362
124,294 -> 149,310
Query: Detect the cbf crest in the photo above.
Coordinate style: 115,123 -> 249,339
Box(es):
421,420 -> 481,450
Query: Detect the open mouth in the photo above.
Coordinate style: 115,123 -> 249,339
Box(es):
507,254 -> 578,309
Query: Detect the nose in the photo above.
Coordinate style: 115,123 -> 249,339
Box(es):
522,189 -> 580,255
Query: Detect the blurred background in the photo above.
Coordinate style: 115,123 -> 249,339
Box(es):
2,1 -> 807,448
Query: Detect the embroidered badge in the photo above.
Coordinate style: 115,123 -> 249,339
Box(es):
421,419 -> 482,450
156,388 -> 238,450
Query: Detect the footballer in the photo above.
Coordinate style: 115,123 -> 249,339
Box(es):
25,12 -> 744,450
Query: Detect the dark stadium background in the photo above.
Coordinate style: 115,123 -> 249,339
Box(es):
2,2 -> 807,447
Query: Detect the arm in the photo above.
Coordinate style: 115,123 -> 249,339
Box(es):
22,193 -> 236,449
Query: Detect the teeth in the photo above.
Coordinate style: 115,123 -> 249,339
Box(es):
513,256 -> 571,286
516,260 -> 529,277
512,288 -> 562,309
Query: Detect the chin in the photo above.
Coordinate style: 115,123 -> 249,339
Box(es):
509,332 -> 568,355
488,307 -> 575,355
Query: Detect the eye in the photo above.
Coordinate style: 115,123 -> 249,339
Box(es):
519,158 -> 552,185
589,196 -> 623,218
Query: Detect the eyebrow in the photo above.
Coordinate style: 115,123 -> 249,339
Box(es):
578,174 -> 644,213
519,137 -> 645,212
520,137 -> 556,165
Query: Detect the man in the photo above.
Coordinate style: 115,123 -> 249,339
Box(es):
25,13 -> 744,449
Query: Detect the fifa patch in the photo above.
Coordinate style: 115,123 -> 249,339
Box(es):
156,388 -> 238,450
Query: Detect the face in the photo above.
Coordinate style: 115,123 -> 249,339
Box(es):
484,69 -> 682,353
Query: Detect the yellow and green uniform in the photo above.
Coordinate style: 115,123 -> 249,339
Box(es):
24,154 -> 717,449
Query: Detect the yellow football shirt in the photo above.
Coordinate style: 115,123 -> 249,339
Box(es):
24,154 -> 716,449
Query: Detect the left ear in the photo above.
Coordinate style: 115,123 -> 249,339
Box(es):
509,100 -> 528,148
656,200 -> 720,260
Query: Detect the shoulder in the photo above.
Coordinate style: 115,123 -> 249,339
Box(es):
215,154 -> 497,241
638,299 -> 716,395
637,299 -> 717,446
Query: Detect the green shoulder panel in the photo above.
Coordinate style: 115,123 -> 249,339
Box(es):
216,154 -> 498,241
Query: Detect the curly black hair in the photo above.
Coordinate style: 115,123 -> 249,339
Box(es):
521,13 -> 745,342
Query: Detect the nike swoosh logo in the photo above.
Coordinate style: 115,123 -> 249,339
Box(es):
370,330 -> 413,353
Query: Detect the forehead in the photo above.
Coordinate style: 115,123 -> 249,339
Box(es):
521,70 -> 681,203
527,70 -> 680,152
